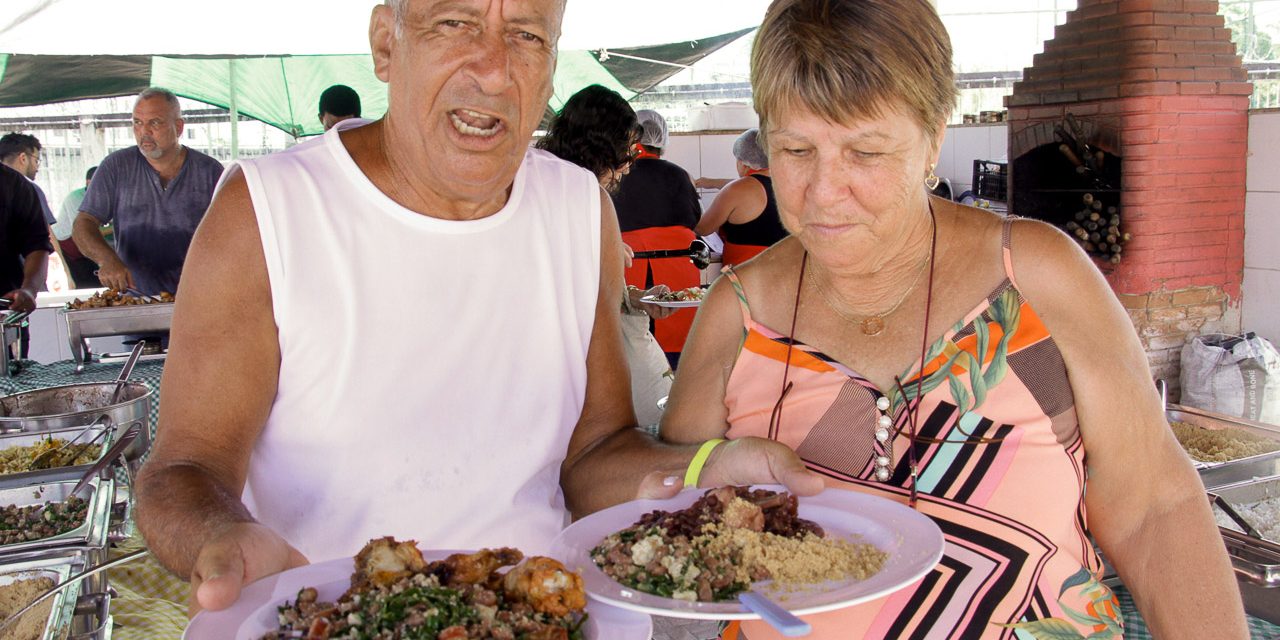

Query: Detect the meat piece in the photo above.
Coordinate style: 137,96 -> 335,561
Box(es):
351,536 -> 426,589
503,556 -> 587,617
436,547 -> 523,586
721,497 -> 765,532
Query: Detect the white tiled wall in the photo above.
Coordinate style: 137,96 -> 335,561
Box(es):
1243,111 -> 1280,343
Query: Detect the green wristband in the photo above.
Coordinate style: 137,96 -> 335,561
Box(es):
684,438 -> 727,488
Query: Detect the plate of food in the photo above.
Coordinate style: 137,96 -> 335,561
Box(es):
551,485 -> 943,620
640,287 -> 706,309
184,538 -> 652,640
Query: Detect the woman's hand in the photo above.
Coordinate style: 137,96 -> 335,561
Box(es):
636,436 -> 825,501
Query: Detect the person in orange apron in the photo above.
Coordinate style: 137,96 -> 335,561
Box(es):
612,110 -> 702,367
694,128 -> 788,267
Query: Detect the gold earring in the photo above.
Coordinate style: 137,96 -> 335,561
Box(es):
925,164 -> 940,190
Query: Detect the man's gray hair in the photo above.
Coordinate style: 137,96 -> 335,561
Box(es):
386,0 -> 406,38
136,87 -> 182,117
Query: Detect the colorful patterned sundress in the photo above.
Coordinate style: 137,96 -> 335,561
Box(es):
720,222 -> 1123,639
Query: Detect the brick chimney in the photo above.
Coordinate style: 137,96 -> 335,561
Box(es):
1006,0 -> 1251,398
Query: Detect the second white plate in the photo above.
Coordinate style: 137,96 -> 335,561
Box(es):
551,486 -> 943,620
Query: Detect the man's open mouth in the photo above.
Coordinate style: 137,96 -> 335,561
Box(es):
449,109 -> 502,138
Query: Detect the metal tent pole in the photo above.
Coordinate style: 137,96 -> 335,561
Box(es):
228,59 -> 240,159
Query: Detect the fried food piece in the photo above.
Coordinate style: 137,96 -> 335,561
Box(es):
351,536 -> 426,589
437,547 -> 523,586
503,556 -> 587,617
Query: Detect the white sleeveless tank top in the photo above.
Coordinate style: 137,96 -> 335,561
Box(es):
234,121 -> 601,562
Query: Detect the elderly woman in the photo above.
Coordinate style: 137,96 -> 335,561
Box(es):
535,84 -> 674,427
695,128 -> 788,267
563,1 -> 1247,638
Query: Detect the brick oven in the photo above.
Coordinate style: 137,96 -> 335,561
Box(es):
1006,0 -> 1251,399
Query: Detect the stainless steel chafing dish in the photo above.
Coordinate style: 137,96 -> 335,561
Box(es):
0,473 -> 114,558
0,547 -> 89,640
1222,528 -> 1280,625
0,383 -> 152,468
1167,403 -> 1280,474
60,304 -> 172,371
0,426 -> 114,489
1,310 -> 30,379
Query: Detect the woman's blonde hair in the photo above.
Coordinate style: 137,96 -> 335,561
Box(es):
751,0 -> 957,143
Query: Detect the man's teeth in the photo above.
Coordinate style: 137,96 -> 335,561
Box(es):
450,110 -> 500,137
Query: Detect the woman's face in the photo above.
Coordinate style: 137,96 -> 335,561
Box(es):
767,103 -> 942,272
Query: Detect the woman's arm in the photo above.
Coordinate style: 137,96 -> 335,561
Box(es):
694,177 -> 766,236
1011,219 -> 1247,639
561,263 -> 822,515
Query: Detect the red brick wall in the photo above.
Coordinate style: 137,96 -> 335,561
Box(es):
1008,0 -> 1249,297
1006,0 -> 1250,395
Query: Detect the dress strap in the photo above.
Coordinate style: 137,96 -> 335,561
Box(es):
1001,216 -> 1020,291
720,266 -> 754,333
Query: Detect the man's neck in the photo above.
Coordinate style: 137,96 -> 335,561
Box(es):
146,146 -> 188,187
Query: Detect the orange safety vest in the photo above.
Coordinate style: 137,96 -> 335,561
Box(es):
621,225 -> 700,355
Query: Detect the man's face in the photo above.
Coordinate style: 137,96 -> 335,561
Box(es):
132,97 -> 184,160
371,0 -> 564,203
18,150 -> 38,180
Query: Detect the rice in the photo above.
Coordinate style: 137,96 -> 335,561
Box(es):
1170,421 -> 1280,462
1214,498 -> 1280,543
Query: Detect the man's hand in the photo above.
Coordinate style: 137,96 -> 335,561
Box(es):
190,522 -> 309,615
1,289 -> 35,313
96,257 -> 135,292
636,436 -> 825,500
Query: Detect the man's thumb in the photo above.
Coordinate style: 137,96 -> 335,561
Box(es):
193,541 -> 246,612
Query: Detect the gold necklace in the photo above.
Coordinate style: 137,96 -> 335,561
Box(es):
807,250 -> 932,337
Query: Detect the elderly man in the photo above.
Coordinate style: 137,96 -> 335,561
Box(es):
0,163 -> 51,318
73,88 -> 223,295
135,0 -> 640,613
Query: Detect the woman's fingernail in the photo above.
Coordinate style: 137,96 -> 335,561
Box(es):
663,475 -> 680,487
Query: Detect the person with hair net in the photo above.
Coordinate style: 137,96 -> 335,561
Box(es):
611,109 -> 702,368
694,128 -> 787,266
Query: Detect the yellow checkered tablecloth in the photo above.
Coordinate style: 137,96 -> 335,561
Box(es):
107,537 -> 189,640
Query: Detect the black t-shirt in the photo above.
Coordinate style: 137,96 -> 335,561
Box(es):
721,174 -> 788,247
611,157 -> 701,233
0,164 -> 53,293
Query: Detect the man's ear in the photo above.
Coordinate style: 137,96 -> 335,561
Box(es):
370,4 -> 395,83
174,118 -> 186,139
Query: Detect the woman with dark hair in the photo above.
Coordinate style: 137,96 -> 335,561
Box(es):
536,84 -> 642,193
537,85 -> 673,427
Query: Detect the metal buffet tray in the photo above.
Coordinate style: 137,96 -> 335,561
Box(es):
60,304 -> 173,371
1167,403 -> 1280,478
0,473 -> 113,558
0,383 -> 152,469
2,310 -> 30,378
0,548 -> 88,640
1221,529 -> 1280,625
0,426 -> 113,489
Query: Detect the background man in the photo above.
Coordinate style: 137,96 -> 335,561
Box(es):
135,0 -> 636,614
0,132 -> 69,288
0,163 -> 51,358
55,166 -> 102,288
73,88 -> 223,295
318,84 -> 362,131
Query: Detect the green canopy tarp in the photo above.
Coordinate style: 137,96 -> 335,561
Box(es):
0,28 -> 752,137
